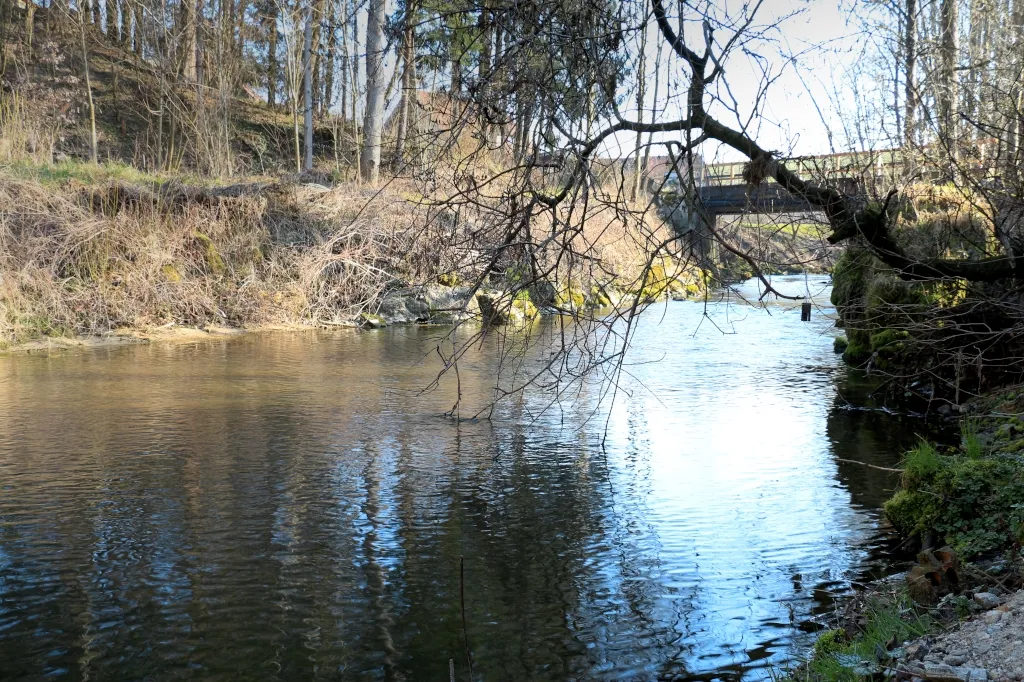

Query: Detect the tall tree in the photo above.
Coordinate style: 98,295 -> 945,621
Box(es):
393,0 -> 416,166
360,0 -> 386,182
938,0 -> 959,149
903,0 -> 917,148
303,0 -> 313,171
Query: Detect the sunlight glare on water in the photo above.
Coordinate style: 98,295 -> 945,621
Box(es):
0,276 -> 946,680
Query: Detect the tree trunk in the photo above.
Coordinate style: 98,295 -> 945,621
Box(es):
903,0 -> 917,149
24,0 -> 35,50
133,2 -> 143,57
235,0 -> 247,55
360,0 -> 386,182
393,3 -> 415,167
938,0 -> 958,151
266,2 -> 277,105
92,0 -> 102,27
451,54 -> 461,96
120,0 -> 132,46
107,0 -> 119,41
323,0 -> 336,115
79,8 -> 99,163
630,19 -> 648,201
303,1 -> 313,172
179,0 -> 196,79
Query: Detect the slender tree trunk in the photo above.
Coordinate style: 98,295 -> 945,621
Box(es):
904,0 -> 917,149
1007,0 -> 1024,181
92,0 -> 101,26
393,3 -> 414,167
630,18 -> 648,201
360,0 -> 386,182
179,0 -> 196,79
120,0 -> 132,46
303,1 -> 313,172
267,2 -> 277,105
477,0 -> 491,142
235,0 -> 247,55
79,9 -> 99,163
323,0 -> 336,115
310,0 -> 325,114
132,1 -> 143,56
938,0 -> 959,150
25,0 -> 35,50
450,55 -> 461,95
107,0 -> 119,41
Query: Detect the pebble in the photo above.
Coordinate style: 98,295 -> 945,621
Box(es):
976,593 -> 1002,609
984,610 -> 1004,625
925,663 -> 965,682
899,589 -> 1024,682
963,668 -> 989,682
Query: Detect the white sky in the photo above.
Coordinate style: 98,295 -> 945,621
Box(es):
600,0 -> 871,162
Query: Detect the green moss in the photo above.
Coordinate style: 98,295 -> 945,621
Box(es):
358,312 -> 387,328
869,329 -> 910,354
436,272 -> 460,287
833,336 -> 849,354
884,434 -> 1024,557
554,282 -> 586,310
813,629 -> 847,657
511,296 -> 538,321
589,284 -> 612,307
193,232 -> 226,276
161,264 -> 182,283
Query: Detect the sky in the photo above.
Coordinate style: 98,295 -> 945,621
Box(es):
600,0 -> 874,163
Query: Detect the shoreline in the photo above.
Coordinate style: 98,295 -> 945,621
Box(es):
0,322 -> 329,356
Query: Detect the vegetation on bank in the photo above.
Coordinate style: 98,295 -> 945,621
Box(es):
884,390 -> 1024,560
0,162 -> 706,349
788,590 -> 933,682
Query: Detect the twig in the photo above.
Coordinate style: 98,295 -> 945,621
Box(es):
834,458 -> 904,473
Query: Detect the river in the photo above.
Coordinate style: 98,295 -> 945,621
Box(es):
0,276 -> 949,680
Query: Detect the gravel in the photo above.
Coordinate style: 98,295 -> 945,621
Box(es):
901,589 -> 1024,682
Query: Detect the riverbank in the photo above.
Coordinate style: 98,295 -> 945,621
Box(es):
789,384 -> 1024,682
0,163 -> 708,350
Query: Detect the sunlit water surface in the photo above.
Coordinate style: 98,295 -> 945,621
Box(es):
0,276 -> 948,680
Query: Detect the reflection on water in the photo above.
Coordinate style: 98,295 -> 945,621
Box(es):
0,276 -> 950,680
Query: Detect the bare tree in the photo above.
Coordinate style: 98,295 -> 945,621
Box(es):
360,0 -> 386,182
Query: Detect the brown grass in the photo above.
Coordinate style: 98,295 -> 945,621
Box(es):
0,173 -> 440,345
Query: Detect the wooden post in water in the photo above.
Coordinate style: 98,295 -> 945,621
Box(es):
801,301 -> 812,322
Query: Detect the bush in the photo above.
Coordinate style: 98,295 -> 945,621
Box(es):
884,439 -> 1024,557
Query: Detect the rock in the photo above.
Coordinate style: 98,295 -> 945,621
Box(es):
358,312 -> 387,329
975,593 -> 1002,610
924,663 -> 967,682
983,610 -> 1004,625
947,656 -> 968,666
963,668 -> 989,682
906,641 -> 930,661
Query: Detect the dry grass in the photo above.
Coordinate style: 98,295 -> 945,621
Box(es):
0,172 -> 439,346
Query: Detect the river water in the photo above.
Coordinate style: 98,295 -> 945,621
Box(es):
0,276 -> 948,680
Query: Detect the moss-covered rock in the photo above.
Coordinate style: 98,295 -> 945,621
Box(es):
193,231 -> 226,276
476,291 -> 538,326
833,336 -> 849,354
869,329 -> 910,354
436,272 -> 460,287
884,431 -> 1024,558
358,312 -> 387,328
161,263 -> 182,283
554,282 -> 586,310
